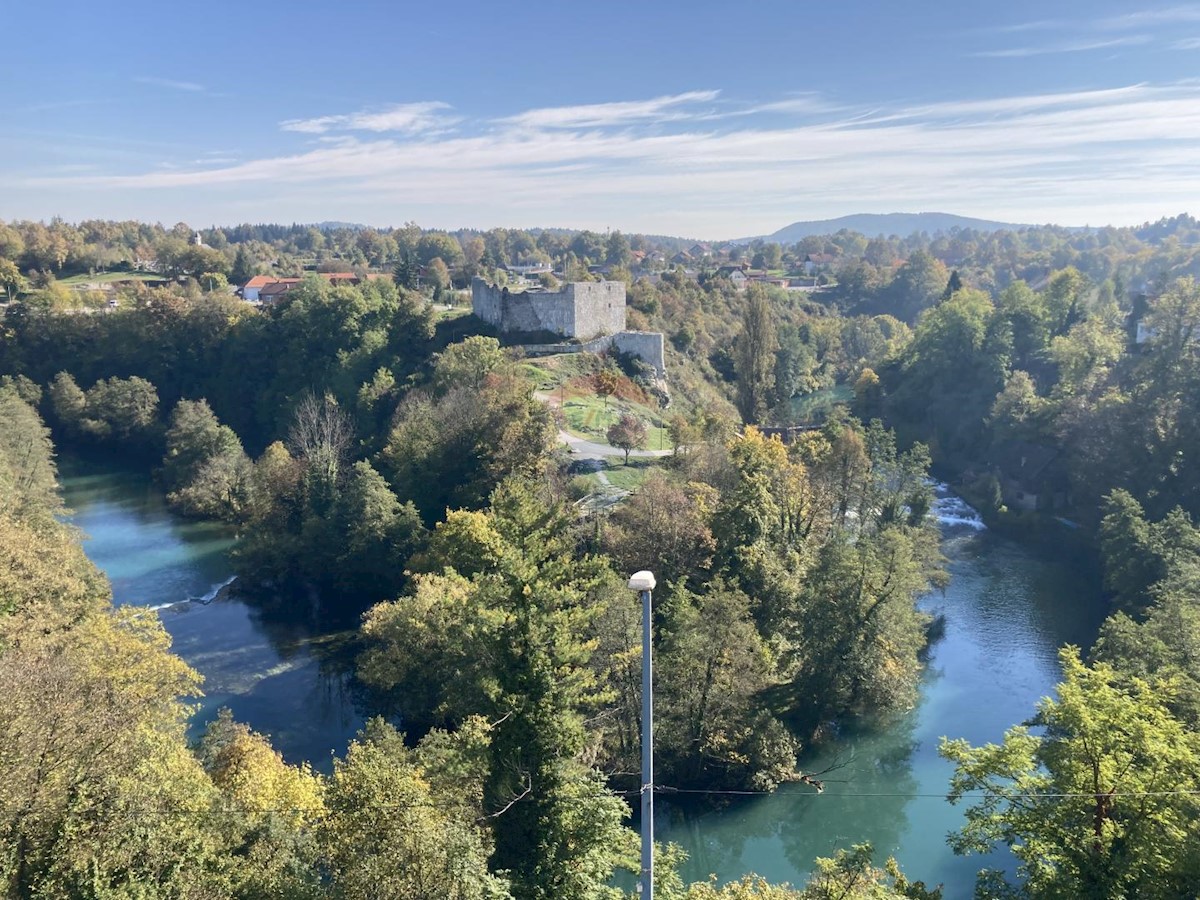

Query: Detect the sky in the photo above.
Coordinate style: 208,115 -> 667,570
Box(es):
5,0 -> 1200,238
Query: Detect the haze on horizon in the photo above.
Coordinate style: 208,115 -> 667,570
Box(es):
4,0 -> 1200,237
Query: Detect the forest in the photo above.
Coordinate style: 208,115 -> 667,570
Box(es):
2,213 -> 1200,898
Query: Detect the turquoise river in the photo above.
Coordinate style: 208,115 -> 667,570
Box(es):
59,457 -> 1106,899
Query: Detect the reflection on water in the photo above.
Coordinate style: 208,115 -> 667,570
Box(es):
658,505 -> 1106,898
59,455 -> 367,769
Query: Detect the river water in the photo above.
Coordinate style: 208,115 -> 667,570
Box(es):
60,462 -> 1105,896
59,455 -> 365,769
656,491 -> 1106,895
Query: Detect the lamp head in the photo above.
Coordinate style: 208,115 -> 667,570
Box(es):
627,571 -> 656,592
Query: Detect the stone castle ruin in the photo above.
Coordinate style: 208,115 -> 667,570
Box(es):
471,277 -> 665,376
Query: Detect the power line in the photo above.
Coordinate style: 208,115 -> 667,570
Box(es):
654,786 -> 1200,800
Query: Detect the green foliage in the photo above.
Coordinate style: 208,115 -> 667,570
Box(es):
661,843 -> 939,899
381,348 -> 554,522
360,480 -> 637,899
163,398 -> 252,518
322,719 -> 510,900
50,372 -> 162,447
656,580 -> 800,790
942,648 -> 1200,899
734,288 -> 779,424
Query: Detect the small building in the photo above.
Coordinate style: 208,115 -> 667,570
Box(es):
714,264 -> 749,289
990,440 -> 1068,511
803,253 -> 837,276
240,275 -> 274,303
257,279 -> 302,305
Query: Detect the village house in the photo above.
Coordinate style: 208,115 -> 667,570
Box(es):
241,271 -> 361,304
713,263 -> 749,289
803,253 -> 837,276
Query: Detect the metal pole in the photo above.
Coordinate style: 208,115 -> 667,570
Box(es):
628,570 -> 656,899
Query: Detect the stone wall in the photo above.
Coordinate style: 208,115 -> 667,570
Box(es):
471,277 -> 626,339
515,330 -> 666,378
611,331 -> 665,377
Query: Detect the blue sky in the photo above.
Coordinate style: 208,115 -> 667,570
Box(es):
5,0 -> 1200,237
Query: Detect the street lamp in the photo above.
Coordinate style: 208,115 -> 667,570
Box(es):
628,570 -> 656,899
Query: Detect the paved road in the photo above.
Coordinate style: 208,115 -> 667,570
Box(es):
557,429 -> 671,461
535,391 -> 672,460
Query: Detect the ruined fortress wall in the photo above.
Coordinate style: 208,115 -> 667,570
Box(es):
471,277 -> 505,327
611,331 -> 665,376
471,278 -> 626,339
564,282 -> 626,338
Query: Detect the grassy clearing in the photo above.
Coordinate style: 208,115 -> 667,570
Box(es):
561,393 -> 670,450
524,354 -> 670,449
58,272 -> 164,286
434,305 -> 471,322
602,457 -> 664,491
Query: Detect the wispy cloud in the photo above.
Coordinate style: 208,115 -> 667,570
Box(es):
135,76 -> 205,93
280,102 -> 458,135
975,35 -> 1151,58
20,83 -> 1200,234
1095,5 -> 1200,29
1172,36 -> 1200,48
495,90 -> 720,128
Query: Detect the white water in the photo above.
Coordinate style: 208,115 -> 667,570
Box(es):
145,574 -> 238,611
931,484 -> 985,530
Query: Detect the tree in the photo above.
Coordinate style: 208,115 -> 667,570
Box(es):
885,251 -> 949,323
288,391 -> 353,496
941,648 -> 1200,899
662,843 -> 939,899
734,288 -> 779,424
0,259 -> 23,301
606,413 -> 647,463
605,230 -> 632,267
656,580 -> 799,789
322,720 -> 509,900
394,255 -> 418,290
592,365 -> 619,409
230,245 -> 256,285
1098,489 -> 1163,611
603,471 -> 716,589
81,375 -> 161,444
359,481 -> 637,900
162,398 -> 245,492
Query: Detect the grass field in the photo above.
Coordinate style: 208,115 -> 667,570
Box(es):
58,272 -> 165,286
601,457 -> 663,491
560,393 -> 669,450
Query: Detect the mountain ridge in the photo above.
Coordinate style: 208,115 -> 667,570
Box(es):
752,212 -> 1033,243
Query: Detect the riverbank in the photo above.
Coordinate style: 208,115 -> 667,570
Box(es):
58,453 -> 367,768
655,486 -> 1107,897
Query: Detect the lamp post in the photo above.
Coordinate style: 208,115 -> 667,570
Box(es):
628,570 -> 656,899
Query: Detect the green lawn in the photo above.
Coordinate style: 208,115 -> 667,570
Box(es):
523,355 -> 670,450
560,393 -> 669,451
601,457 -> 663,491
58,272 -> 164,286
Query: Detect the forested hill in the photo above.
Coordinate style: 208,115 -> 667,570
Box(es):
759,212 -> 1029,243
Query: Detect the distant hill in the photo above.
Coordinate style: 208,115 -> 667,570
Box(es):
758,213 -> 1031,243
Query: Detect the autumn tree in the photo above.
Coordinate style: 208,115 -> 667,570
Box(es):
607,412 -> 647,463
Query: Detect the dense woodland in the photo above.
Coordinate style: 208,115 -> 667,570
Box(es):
2,213 -> 1200,897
